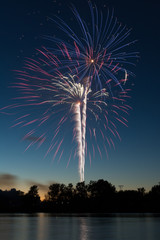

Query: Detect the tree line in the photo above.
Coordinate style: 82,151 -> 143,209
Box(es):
0,179 -> 160,212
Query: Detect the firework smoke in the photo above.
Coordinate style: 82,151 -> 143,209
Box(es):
73,101 -> 83,181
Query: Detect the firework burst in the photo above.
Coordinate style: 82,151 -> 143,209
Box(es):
46,1 -> 137,91
1,3 -> 137,182
0,45 -> 133,181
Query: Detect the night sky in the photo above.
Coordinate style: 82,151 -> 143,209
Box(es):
0,0 -> 160,198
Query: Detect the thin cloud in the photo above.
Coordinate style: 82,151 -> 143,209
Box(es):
0,173 -> 58,199
26,180 -> 49,192
0,173 -> 18,188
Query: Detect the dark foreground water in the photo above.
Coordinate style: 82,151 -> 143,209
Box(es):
0,213 -> 160,240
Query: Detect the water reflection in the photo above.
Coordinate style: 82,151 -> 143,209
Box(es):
0,213 -> 160,240
37,213 -> 47,240
80,217 -> 88,240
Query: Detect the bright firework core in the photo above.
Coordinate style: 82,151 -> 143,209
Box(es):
91,59 -> 94,63
49,75 -> 108,182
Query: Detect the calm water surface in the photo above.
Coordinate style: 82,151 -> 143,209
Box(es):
0,213 -> 160,240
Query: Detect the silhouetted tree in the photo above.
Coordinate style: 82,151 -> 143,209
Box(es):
147,185 -> 160,212
150,185 -> 160,196
27,185 -> 39,198
48,183 -> 60,201
88,179 -> 116,199
76,182 -> 87,199
59,184 -> 67,203
0,180 -> 160,213
24,185 -> 40,211
137,187 -> 145,196
0,188 -> 24,212
66,183 -> 74,201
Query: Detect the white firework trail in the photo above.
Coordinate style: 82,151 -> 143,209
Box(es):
81,90 -> 87,182
73,101 -> 83,182
49,75 -> 90,181
81,77 -> 90,182
39,74 -> 108,182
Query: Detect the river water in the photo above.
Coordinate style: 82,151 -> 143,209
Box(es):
0,213 -> 160,240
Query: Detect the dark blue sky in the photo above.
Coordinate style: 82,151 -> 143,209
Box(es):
0,0 -> 160,196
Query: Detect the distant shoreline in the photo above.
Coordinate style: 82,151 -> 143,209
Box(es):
1,179 -> 160,213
